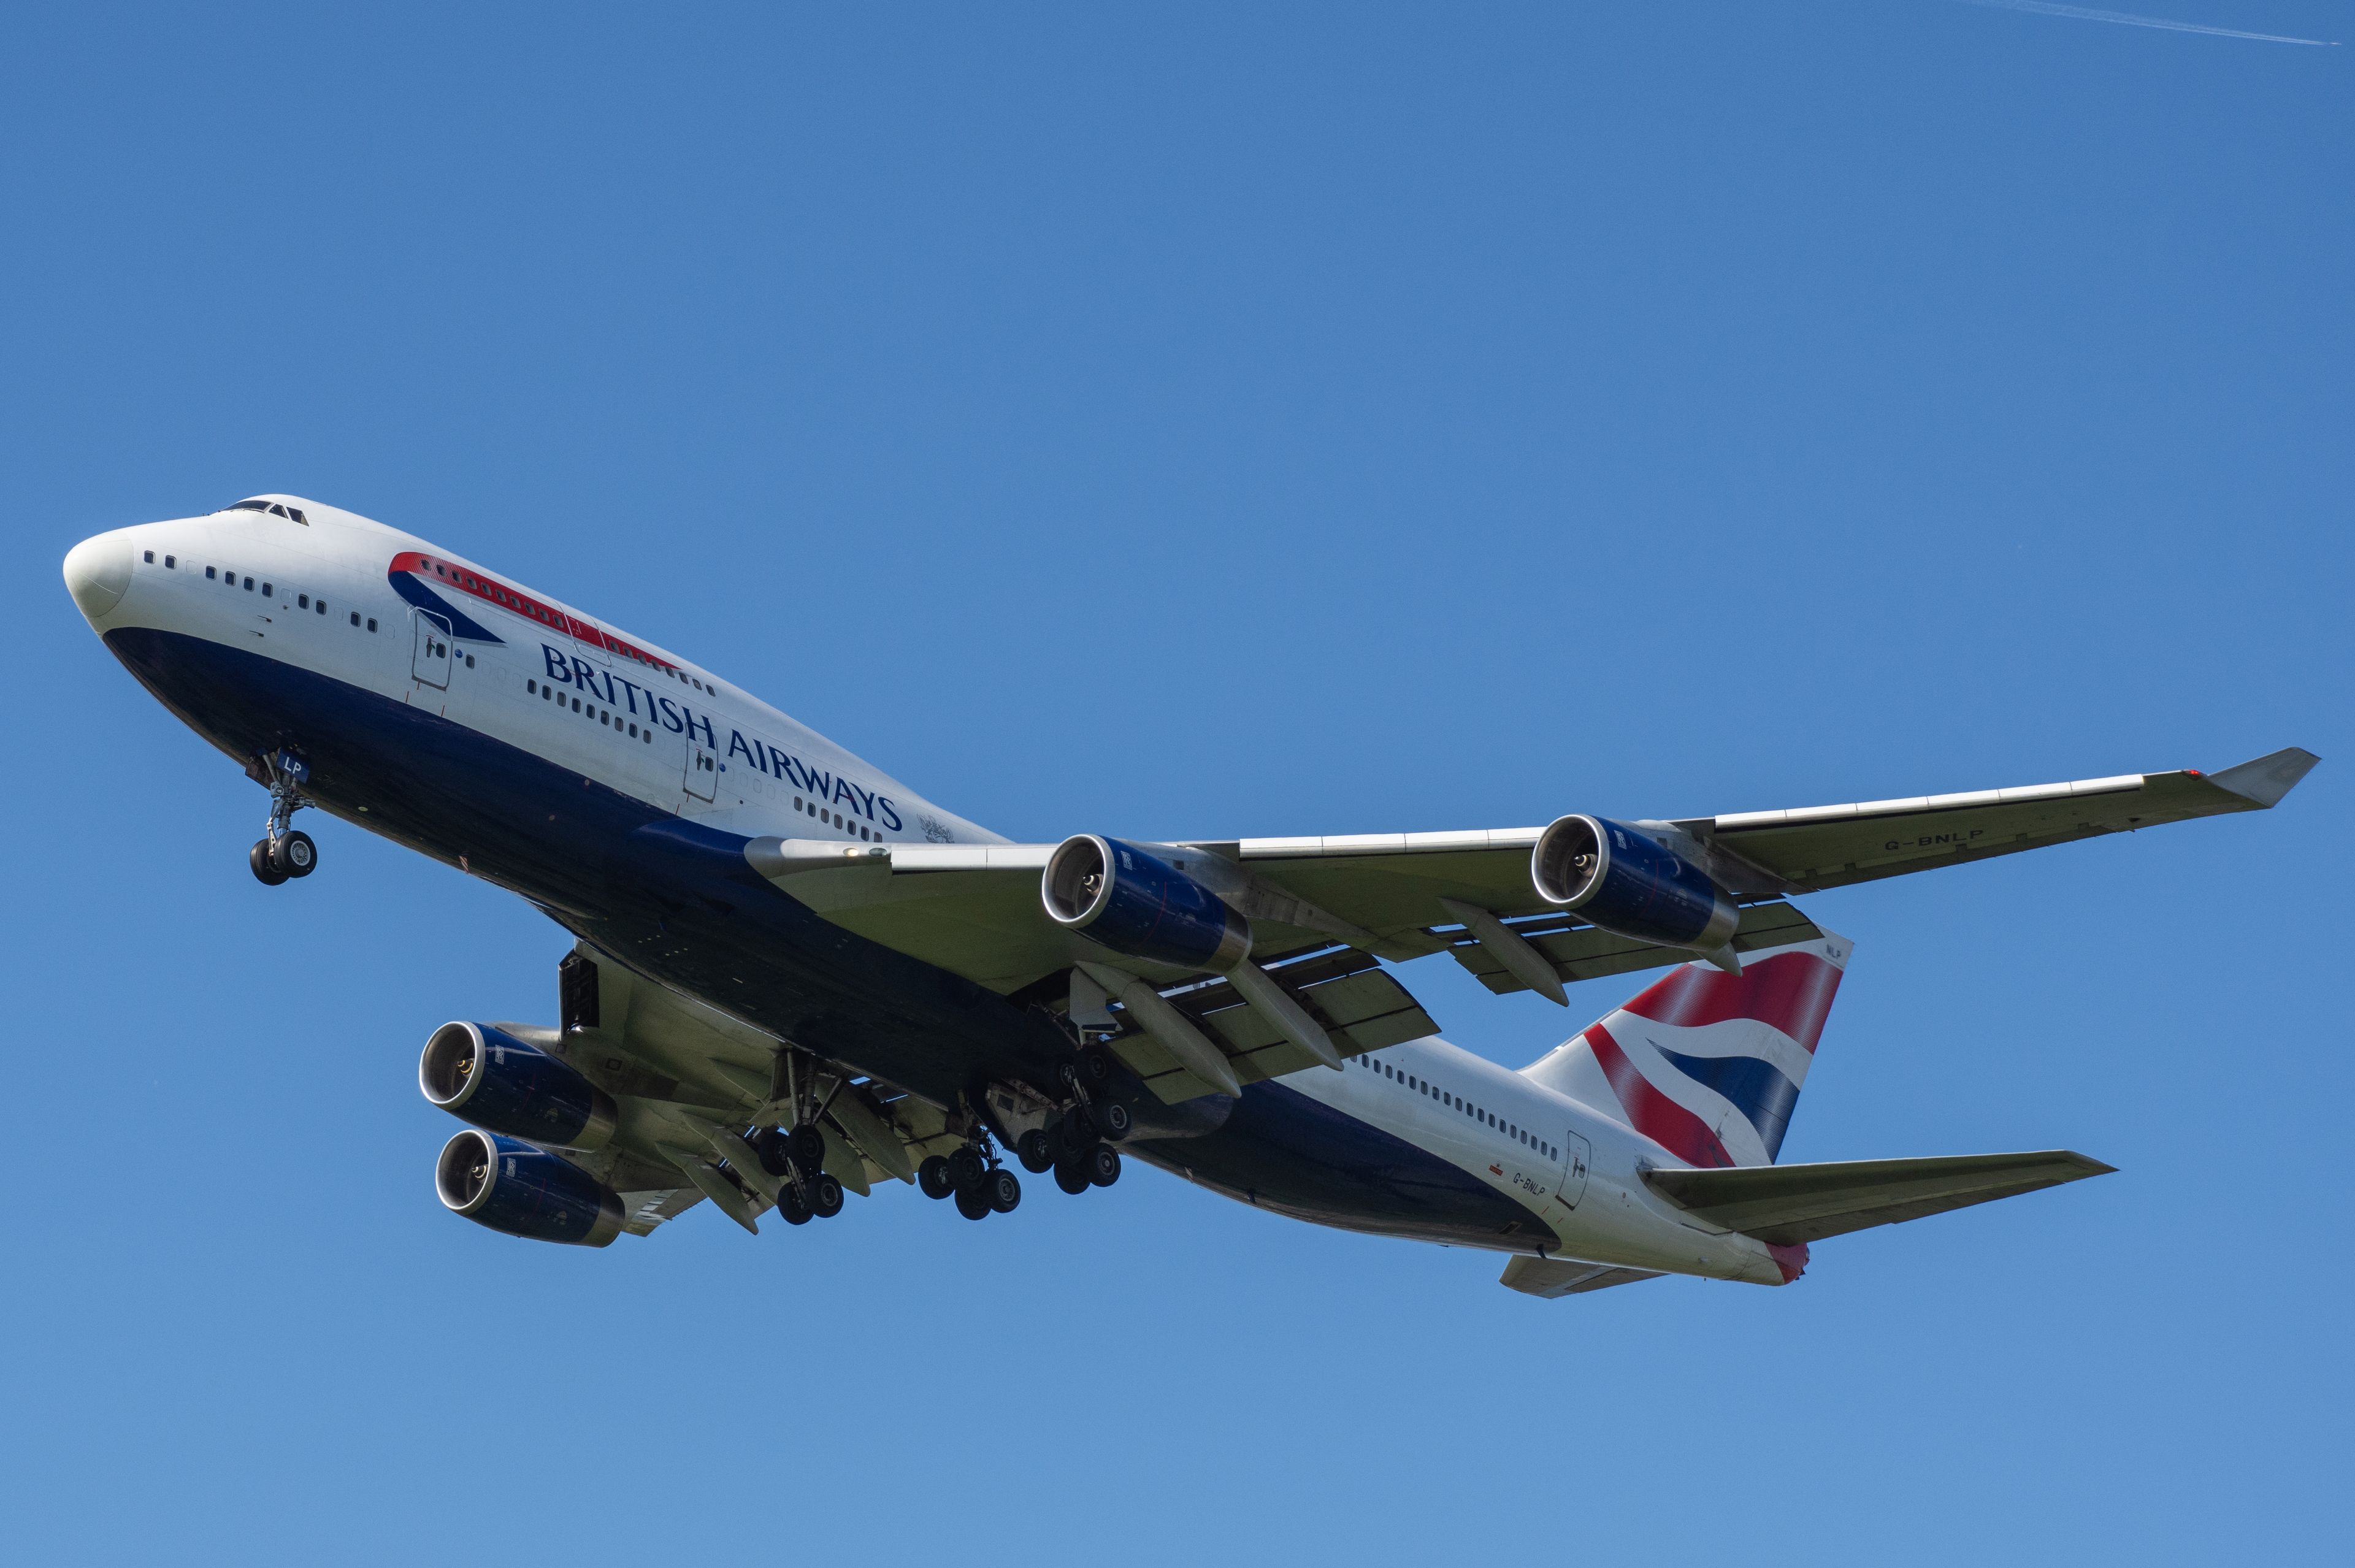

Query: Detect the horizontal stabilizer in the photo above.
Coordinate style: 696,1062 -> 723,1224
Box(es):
1644,1150 -> 2113,1246
1499,1256 -> 1664,1298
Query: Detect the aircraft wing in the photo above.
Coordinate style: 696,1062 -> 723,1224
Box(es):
1642,1150 -> 2115,1246
534,945 -> 962,1236
749,748 -> 2314,1003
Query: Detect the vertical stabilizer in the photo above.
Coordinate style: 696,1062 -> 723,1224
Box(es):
1521,933 -> 1851,1168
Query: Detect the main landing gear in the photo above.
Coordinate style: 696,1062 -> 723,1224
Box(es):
754,1123 -> 845,1226
1017,1050 -> 1130,1198
249,749 -> 319,887
919,1139 -> 1023,1222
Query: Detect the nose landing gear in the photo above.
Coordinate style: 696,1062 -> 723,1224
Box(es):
249,750 -> 319,886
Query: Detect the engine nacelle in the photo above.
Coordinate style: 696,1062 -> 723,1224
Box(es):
435,1128 -> 624,1247
419,1022 -> 617,1151
1042,835 -> 1251,971
1530,815 -> 1739,954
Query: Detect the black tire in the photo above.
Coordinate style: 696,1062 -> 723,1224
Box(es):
946,1145 -> 986,1191
272,830 -> 317,878
1016,1129 -> 1054,1174
249,840 -> 287,885
917,1155 -> 954,1199
1085,1145 -> 1122,1188
1090,1099 -> 1132,1142
780,1187 -> 813,1225
788,1124 -> 827,1174
984,1168 -> 1021,1214
1077,1046 -> 1114,1088
754,1128 -> 794,1178
953,1182 -> 992,1221
808,1173 -> 844,1218
1053,1157 -> 1092,1196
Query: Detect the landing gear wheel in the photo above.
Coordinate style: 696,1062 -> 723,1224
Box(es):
1053,1157 -> 1092,1196
249,840 -> 288,885
1076,1046 -> 1115,1089
270,829 -> 317,878
946,1145 -> 986,1191
953,1182 -> 993,1221
808,1173 -> 844,1218
780,1187 -> 814,1225
787,1124 -> 827,1175
1085,1145 -> 1122,1188
982,1168 -> 1022,1214
1089,1100 -> 1132,1142
755,1128 -> 794,1178
917,1155 -> 955,1199
1016,1129 -> 1055,1173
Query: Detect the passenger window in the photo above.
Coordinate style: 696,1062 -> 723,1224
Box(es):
207,567 -> 216,579
166,556 -> 175,568
543,686 -> 553,700
367,618 -> 377,632
244,577 -> 254,590
464,654 -> 474,668
143,549 -> 154,563
262,583 -> 272,597
298,594 -> 308,608
350,611 -> 359,625
315,600 -> 326,615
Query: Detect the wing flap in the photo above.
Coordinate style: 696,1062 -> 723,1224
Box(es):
1644,1150 -> 2114,1246
1445,900 -> 1823,996
1106,947 -> 1439,1103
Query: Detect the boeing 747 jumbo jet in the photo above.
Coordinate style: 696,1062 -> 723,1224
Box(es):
62,497 -> 2317,1297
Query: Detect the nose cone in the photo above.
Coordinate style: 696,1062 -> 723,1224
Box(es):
63,530 -> 135,624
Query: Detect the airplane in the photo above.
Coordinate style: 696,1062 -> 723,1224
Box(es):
60,495 -> 2318,1296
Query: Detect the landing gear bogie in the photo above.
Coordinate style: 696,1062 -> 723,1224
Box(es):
250,750 -> 318,887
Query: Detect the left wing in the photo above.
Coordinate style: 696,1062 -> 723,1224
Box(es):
749,748 -> 2313,1008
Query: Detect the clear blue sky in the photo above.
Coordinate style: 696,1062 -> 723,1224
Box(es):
4,4 -> 2347,1563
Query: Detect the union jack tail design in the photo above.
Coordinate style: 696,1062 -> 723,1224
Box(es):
1521,933 -> 1851,1169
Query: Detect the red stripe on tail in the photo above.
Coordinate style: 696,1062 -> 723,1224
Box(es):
1615,950 -> 1844,1054
1585,1024 -> 1735,1169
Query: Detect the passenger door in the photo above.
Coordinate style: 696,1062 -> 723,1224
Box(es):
683,736 -> 718,801
1556,1131 -> 1591,1210
411,609 -> 452,689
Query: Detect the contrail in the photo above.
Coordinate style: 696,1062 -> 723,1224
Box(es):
1954,0 -> 2338,45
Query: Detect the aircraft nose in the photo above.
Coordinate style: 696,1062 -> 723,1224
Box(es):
62,529 -> 135,624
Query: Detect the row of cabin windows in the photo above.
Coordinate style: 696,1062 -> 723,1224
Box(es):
526,679 -> 656,744
162,551 -> 378,630
794,795 -> 876,840
1360,1055 -> 1558,1161
417,558 -> 717,697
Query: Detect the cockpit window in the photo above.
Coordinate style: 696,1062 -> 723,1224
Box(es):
226,499 -> 307,523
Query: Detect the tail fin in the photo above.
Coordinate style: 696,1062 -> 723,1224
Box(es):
1521,932 -> 1851,1168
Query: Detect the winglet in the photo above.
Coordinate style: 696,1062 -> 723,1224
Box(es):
2207,747 -> 2321,809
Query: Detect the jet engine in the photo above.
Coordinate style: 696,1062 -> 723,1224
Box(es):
419,1021 -> 617,1151
1042,835 -> 1251,971
435,1128 -> 624,1247
1530,815 -> 1738,954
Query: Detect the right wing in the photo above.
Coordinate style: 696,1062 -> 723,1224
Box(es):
1643,1150 -> 2115,1246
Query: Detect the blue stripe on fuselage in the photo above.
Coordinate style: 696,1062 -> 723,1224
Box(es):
101,625 -> 1539,1249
